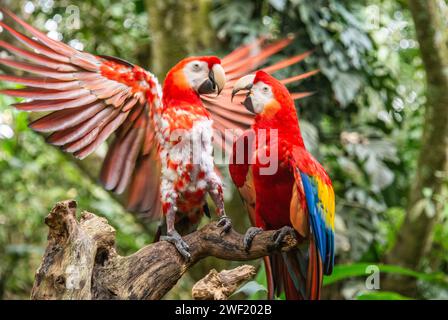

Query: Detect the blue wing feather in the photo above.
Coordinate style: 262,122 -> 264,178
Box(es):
300,172 -> 334,275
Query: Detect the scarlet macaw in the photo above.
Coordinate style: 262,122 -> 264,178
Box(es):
229,71 -> 335,299
0,9 -> 316,259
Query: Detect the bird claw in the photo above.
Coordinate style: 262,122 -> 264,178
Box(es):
272,226 -> 296,248
243,227 -> 263,252
217,215 -> 232,234
160,231 -> 191,261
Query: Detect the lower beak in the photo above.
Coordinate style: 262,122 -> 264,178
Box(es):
198,64 -> 226,95
243,95 -> 255,114
198,77 -> 215,94
232,74 -> 256,113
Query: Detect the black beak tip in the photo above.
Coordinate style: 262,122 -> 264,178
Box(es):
231,90 -> 238,103
243,96 -> 255,114
198,79 -> 215,95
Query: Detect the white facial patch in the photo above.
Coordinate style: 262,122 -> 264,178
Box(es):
250,81 -> 274,114
183,60 -> 210,91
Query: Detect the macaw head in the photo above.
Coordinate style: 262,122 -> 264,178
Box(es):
231,70 -> 294,116
164,56 -> 226,98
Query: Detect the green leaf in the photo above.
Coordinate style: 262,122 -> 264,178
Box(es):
247,263 -> 269,300
234,281 -> 267,296
324,263 -> 448,287
356,291 -> 413,300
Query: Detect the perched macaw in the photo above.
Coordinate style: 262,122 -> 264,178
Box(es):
229,71 -> 335,299
0,9 -> 316,259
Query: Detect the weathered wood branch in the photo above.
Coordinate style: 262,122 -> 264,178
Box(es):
192,265 -> 256,300
31,200 -> 297,300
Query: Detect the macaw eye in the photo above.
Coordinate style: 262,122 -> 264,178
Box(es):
193,63 -> 201,71
262,86 -> 269,93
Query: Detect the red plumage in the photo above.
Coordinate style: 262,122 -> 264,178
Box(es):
230,71 -> 335,299
0,9 -> 321,260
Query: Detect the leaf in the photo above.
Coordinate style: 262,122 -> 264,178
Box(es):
269,0 -> 287,11
356,291 -> 413,300
324,263 -> 448,287
234,281 -> 267,296
329,72 -> 364,106
300,120 -> 319,154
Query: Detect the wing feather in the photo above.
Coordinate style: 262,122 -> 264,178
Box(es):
0,10 -> 162,219
291,147 -> 335,275
203,37 -> 318,151
229,130 -> 276,298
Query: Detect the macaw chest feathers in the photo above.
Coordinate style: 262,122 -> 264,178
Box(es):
252,163 -> 296,230
159,117 -> 215,214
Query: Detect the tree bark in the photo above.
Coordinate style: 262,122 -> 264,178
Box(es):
31,201 -> 297,300
146,0 -> 215,79
383,0 -> 448,296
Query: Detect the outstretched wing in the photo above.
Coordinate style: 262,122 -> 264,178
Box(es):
290,146 -> 335,276
202,36 -> 319,153
0,9 -> 163,219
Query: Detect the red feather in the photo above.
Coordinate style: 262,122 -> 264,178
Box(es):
229,71 -> 330,300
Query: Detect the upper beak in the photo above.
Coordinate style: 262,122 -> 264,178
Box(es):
231,74 -> 255,102
212,64 -> 226,95
198,64 -> 226,95
231,74 -> 256,113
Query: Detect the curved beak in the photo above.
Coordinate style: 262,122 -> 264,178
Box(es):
198,64 -> 226,95
212,64 -> 226,95
231,74 -> 255,102
231,74 -> 256,114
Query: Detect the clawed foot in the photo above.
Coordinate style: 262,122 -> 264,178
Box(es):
243,227 -> 263,252
160,231 -> 191,261
272,226 -> 296,248
217,215 -> 232,234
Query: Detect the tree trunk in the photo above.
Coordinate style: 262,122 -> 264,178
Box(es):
146,0 -> 215,79
31,201 -> 297,300
383,0 -> 448,296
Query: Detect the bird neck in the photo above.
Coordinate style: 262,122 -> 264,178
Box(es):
162,69 -> 202,108
253,103 -> 305,148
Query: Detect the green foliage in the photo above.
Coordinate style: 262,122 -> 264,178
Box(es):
0,89 -> 151,299
246,263 -> 269,300
240,261 -> 447,300
323,263 -> 448,287
212,0 -> 448,299
11,0 -> 150,65
356,291 -> 412,300
0,0 -> 447,300
212,0 -> 413,264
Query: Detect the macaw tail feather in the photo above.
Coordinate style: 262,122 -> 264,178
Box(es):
267,237 -> 323,300
263,256 -> 275,300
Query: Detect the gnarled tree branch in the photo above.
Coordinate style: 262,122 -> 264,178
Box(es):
192,265 -> 256,300
31,200 -> 297,300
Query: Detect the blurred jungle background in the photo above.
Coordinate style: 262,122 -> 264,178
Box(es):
1,0 -> 448,300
